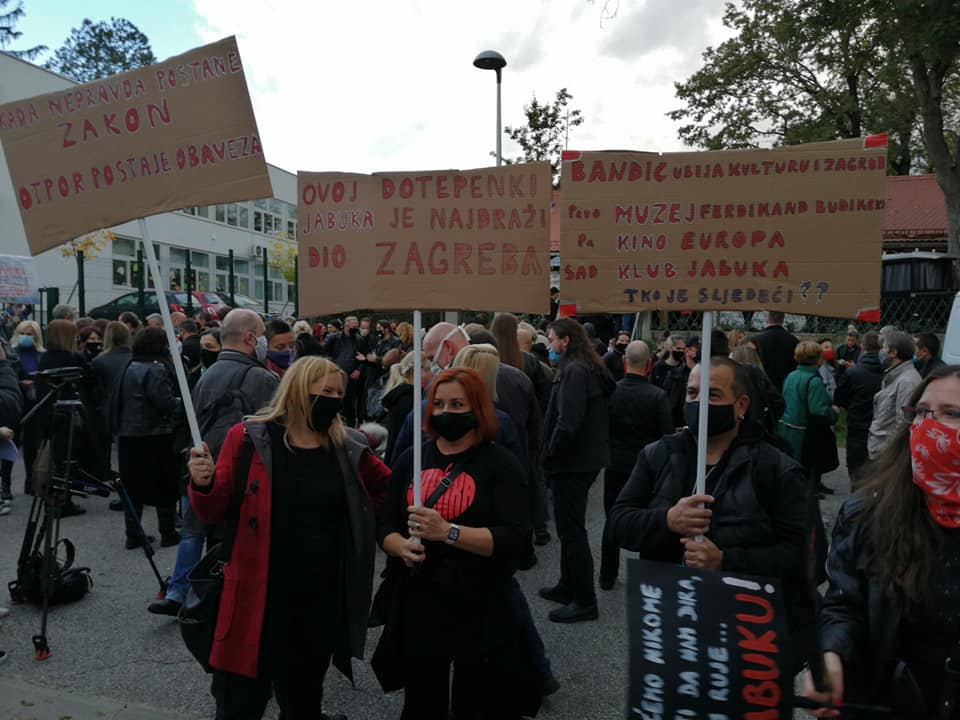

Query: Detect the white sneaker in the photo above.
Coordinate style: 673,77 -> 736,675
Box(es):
0,607 -> 9,618
0,502 -> 10,516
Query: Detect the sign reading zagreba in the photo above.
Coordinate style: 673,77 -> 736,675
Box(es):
0,36 -> 273,256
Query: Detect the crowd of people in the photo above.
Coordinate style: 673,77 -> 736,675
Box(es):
0,300 -> 956,718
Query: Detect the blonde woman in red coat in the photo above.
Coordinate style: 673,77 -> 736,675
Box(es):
188,356 -> 390,720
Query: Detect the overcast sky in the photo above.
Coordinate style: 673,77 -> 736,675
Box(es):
22,0 -> 733,175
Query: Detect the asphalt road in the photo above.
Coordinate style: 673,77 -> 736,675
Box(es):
0,453 -> 851,719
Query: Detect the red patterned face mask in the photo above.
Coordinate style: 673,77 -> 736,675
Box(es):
909,417 -> 960,528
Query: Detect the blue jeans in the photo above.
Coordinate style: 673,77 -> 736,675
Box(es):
166,497 -> 204,603
510,578 -> 551,675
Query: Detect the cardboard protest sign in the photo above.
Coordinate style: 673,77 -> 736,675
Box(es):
0,36 -> 273,256
0,254 -> 40,304
297,163 -> 552,314
559,137 -> 887,317
627,559 -> 792,720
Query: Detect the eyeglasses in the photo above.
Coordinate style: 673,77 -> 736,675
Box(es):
901,405 -> 960,423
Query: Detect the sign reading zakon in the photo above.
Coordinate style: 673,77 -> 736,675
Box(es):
0,36 -> 273,255
297,163 -> 552,314
559,137 -> 888,317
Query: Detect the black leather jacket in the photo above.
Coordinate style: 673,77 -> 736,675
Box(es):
608,422 -> 810,623
115,355 -> 181,437
820,495 -> 904,704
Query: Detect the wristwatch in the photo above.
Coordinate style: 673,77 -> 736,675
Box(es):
445,524 -> 460,545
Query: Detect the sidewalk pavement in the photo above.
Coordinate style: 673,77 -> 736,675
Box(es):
0,676 -> 200,720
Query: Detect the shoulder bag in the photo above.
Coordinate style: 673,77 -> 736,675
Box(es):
178,431 -> 255,672
800,374 -> 839,474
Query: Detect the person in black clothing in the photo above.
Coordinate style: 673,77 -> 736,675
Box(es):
752,310 -> 799,391
115,327 -> 183,549
835,328 -> 861,368
188,356 -> 391,720
834,331 -> 884,484
804,365 -> 960,716
90,321 -> 133,485
322,316 -> 362,425
376,367 -> 534,720
0,344 -> 22,515
914,331 -> 946,379
609,356 -> 812,669
539,318 -> 615,624
380,351 -> 419,466
663,335 -> 700,428
602,330 -> 631,383
548,286 -> 560,322
292,320 -> 324,357
600,341 -> 672,590
651,335 -> 685,390
36,319 -> 96,516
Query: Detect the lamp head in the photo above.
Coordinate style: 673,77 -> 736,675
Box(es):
473,50 -> 506,75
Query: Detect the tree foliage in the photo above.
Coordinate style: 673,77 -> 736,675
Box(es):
0,0 -> 45,60
503,88 -> 584,187
44,17 -> 156,83
672,0 -> 960,254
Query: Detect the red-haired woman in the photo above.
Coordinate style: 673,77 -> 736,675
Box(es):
375,367 -> 535,720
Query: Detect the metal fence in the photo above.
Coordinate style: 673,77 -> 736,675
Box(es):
647,291 -> 956,337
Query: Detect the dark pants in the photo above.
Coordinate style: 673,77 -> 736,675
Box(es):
124,496 -> 177,541
212,649 -> 333,720
401,657 -> 521,720
807,467 -> 828,586
549,469 -> 599,606
846,428 -> 869,487
531,467 -> 549,532
600,468 -> 629,583
342,377 -> 360,427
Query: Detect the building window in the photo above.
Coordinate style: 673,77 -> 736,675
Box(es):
227,204 -> 238,227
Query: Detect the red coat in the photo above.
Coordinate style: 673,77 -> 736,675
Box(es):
189,420 -> 390,678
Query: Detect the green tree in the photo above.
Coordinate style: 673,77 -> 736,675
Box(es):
671,0 -> 960,254
502,88 -> 584,187
44,17 -> 156,82
0,0 -> 45,60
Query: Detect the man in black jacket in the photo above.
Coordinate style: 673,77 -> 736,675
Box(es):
600,341 -> 672,589
608,356 -> 813,667
752,310 -> 799,391
322,315 -> 362,425
602,331 -> 631,383
834,331 -> 884,483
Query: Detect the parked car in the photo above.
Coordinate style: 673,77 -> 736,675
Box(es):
88,290 -> 187,320
175,291 -> 226,320
212,293 -> 275,320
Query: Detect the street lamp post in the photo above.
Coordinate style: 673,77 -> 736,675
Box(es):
473,50 -> 507,166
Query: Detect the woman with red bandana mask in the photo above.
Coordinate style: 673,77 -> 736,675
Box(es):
803,364 -> 960,718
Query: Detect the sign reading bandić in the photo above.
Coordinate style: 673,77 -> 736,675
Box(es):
0,36 -> 273,256
297,163 -> 553,314
559,137 -> 887,318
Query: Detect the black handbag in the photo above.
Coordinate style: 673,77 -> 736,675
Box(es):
178,433 -> 254,672
800,375 -> 839,474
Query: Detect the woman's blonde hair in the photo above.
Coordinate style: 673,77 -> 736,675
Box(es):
383,351 -> 422,394
395,322 -> 414,347
247,356 -> 346,450
794,340 -> 823,366
292,320 -> 312,336
452,344 -> 499,403
12,320 -> 44,352
730,344 -> 763,370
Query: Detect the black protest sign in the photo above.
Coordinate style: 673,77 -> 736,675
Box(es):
627,559 -> 791,720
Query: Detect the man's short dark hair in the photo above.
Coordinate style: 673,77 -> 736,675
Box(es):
862,331 -> 881,353
469,328 -> 498,348
888,331 -> 915,362
710,328 -> 730,357
711,356 -> 750,399
767,311 -> 785,325
550,287 -> 559,295
180,320 -> 199,335
915,332 -> 940,357
195,309 -> 211,323
119,311 -> 141,329
265,319 -> 292,340
132,326 -> 169,356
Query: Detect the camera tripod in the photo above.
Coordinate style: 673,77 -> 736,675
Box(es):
11,370 -> 166,660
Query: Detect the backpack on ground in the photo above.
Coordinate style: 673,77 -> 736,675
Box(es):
8,537 -> 93,606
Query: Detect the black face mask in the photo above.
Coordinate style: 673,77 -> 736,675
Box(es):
308,394 -> 342,433
429,411 -> 479,442
683,401 -> 738,437
200,349 -> 220,369
615,343 -> 628,354
85,342 -> 103,357
348,327 -> 359,337
672,350 -> 685,362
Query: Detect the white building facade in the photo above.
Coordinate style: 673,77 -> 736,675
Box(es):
0,53 -> 299,318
